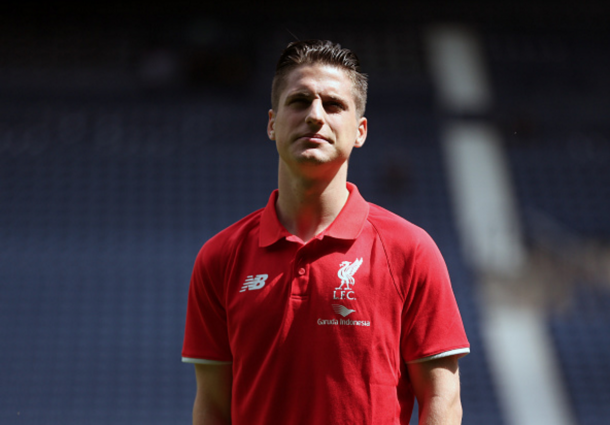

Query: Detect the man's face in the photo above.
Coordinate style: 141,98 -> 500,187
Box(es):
267,64 -> 367,175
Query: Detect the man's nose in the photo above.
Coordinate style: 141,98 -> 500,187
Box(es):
306,99 -> 324,126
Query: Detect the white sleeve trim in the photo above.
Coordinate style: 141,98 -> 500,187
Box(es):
408,348 -> 470,364
182,357 -> 233,365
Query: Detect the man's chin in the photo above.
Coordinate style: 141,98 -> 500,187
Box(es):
294,152 -> 332,164
281,147 -> 344,169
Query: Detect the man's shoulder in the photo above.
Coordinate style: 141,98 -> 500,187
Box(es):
200,207 -> 265,253
365,202 -> 447,281
366,202 -> 429,242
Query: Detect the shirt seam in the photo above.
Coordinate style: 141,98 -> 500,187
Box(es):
367,219 -> 405,300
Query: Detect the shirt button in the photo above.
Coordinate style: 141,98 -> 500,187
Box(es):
298,267 -> 306,275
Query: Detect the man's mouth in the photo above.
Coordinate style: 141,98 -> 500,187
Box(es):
298,133 -> 331,143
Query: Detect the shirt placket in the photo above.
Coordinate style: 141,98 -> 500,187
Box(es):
291,246 -> 310,299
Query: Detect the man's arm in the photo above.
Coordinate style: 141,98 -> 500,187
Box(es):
407,355 -> 463,425
193,363 -> 233,425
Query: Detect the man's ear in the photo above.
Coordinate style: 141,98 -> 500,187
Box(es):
267,109 -> 276,140
354,116 -> 367,148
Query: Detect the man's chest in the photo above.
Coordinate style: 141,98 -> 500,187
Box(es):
223,236 -> 405,358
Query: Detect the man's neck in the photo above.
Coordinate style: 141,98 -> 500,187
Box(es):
276,166 -> 349,243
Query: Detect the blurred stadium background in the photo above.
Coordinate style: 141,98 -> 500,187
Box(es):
0,1 -> 609,424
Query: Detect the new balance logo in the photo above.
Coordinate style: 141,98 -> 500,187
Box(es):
240,274 -> 268,292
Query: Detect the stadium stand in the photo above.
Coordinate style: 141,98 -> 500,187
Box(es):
1,11 -> 608,425
0,93 -> 504,425
484,26 -> 610,425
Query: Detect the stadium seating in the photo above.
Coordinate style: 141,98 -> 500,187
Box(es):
0,92 -> 504,424
485,27 -> 610,425
1,19 -> 608,425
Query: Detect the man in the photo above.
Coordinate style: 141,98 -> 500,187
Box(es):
182,39 -> 470,424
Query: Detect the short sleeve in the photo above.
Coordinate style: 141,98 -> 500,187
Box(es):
182,243 -> 233,363
400,232 -> 469,363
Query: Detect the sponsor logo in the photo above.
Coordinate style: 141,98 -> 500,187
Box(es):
240,274 -> 268,292
317,318 -> 371,327
332,304 -> 356,317
333,257 -> 362,300
317,303 -> 371,327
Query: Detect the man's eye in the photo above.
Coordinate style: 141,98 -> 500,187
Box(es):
326,101 -> 344,111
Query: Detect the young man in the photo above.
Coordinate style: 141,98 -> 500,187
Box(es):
182,40 -> 470,425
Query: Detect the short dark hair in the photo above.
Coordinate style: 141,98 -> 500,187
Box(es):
271,39 -> 368,117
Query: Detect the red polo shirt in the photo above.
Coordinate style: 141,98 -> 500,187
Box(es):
183,183 -> 469,425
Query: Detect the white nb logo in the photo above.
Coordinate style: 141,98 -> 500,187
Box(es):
336,258 -> 363,290
240,274 -> 268,292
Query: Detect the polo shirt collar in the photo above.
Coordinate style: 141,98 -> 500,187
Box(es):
259,182 -> 370,247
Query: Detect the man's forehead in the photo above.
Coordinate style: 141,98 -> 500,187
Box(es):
281,64 -> 355,98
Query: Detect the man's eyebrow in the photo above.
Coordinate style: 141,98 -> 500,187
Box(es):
325,94 -> 348,103
284,91 -> 349,107
285,90 -> 312,99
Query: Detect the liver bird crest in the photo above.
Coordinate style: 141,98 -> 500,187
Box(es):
335,258 -> 363,290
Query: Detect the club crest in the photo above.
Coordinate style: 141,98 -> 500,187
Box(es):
336,258 -> 363,290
